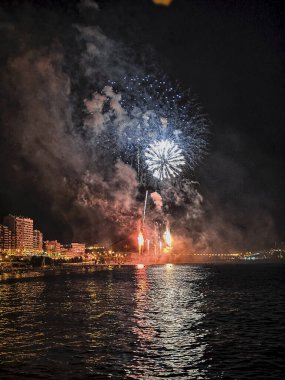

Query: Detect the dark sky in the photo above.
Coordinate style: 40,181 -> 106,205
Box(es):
0,0 -> 284,250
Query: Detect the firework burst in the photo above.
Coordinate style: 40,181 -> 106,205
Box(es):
116,75 -> 207,181
145,139 -> 185,180
86,75 -> 208,183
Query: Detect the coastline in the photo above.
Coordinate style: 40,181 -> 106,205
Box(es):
1,260 -> 284,282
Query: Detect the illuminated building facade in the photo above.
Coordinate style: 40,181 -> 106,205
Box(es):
44,240 -> 62,255
63,243 -> 86,258
3,215 -> 33,251
70,243 -> 86,255
0,224 -> 12,252
33,229 -> 43,252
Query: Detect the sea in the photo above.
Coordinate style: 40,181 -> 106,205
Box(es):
0,264 -> 284,379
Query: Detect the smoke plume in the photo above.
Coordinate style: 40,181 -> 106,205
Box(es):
150,192 -> 163,211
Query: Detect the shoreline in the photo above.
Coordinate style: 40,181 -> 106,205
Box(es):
1,260 -> 284,281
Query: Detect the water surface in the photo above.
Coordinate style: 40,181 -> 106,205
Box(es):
0,264 -> 284,379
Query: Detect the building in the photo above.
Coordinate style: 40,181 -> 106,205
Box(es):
44,240 -> 62,255
70,243 -> 86,256
63,243 -> 86,258
0,224 -> 12,252
3,215 -> 33,251
33,230 -> 43,252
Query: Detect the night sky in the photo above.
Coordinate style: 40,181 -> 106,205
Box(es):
0,0 -> 284,250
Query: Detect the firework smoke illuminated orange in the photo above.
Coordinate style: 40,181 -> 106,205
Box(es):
152,0 -> 173,6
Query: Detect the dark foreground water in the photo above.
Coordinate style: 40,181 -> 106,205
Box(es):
0,264 -> 284,379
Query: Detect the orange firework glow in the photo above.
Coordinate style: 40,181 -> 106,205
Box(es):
138,231 -> 144,247
163,227 -> 172,247
152,0 -> 173,6
138,231 -> 144,254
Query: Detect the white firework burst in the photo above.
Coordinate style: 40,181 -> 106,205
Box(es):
145,139 -> 185,181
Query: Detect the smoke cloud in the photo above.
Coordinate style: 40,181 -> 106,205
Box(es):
0,0 -> 152,247
150,192 -> 163,211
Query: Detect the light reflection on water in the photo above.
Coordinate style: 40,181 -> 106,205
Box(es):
127,265 -> 208,379
0,264 -> 284,379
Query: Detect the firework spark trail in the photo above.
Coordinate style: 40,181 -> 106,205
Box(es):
142,190 -> 148,225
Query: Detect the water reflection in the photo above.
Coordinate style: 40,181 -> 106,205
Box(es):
83,269 -> 137,376
1,265 -> 281,379
0,266 -> 209,378
0,280 -> 45,363
127,265 -> 209,379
